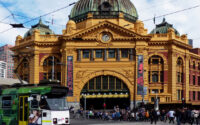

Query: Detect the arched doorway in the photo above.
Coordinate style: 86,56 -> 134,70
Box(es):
80,75 -> 130,110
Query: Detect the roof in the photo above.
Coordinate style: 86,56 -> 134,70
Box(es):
69,0 -> 138,23
24,19 -> 54,38
0,78 -> 28,85
150,18 -> 180,36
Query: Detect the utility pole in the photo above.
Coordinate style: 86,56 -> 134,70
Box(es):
52,56 -> 55,80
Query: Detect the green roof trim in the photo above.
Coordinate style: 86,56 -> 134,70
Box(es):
24,19 -> 54,38
150,18 -> 180,36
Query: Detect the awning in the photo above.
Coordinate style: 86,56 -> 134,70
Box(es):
80,93 -> 129,99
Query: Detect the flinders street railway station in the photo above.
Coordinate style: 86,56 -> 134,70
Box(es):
11,0 -> 200,109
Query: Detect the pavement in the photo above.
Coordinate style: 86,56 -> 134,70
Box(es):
70,119 -> 191,125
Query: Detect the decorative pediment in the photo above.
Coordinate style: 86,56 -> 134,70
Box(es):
63,21 -> 151,42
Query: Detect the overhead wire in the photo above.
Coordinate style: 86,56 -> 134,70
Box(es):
0,2 -> 76,34
22,2 -> 76,25
143,4 -> 200,22
0,14 -> 11,22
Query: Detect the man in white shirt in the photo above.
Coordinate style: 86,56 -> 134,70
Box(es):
168,110 -> 175,124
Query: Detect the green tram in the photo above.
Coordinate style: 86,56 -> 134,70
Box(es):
0,80 -> 70,125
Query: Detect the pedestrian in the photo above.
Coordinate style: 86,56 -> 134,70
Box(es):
175,108 -> 182,125
150,109 -> 157,124
168,109 -> 175,124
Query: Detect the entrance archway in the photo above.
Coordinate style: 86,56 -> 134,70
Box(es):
80,75 -> 130,110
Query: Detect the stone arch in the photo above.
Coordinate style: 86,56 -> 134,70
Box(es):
148,53 -> 167,65
40,54 -> 61,66
78,70 -> 134,100
177,56 -> 184,65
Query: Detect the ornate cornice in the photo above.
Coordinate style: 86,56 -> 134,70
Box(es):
61,21 -> 151,41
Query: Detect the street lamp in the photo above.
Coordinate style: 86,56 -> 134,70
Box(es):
82,93 -> 87,119
182,98 -> 185,108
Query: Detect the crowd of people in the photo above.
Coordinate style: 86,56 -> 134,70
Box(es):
70,105 -> 200,125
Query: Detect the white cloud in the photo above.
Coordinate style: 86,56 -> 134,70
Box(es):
0,0 -> 200,47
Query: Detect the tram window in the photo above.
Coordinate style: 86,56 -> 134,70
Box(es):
31,95 -> 39,109
39,98 -> 50,110
2,96 -> 12,108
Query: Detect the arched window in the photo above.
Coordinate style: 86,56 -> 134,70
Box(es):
43,56 -> 61,81
177,57 -> 184,83
198,63 -> 200,70
82,75 -> 129,92
19,59 -> 29,82
148,55 -> 164,83
193,61 -> 196,69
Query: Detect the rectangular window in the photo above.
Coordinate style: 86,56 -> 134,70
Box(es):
103,76 -> 108,89
121,49 -> 128,58
198,92 -> 200,101
152,71 -> 158,83
152,89 -> 158,94
152,59 -> 159,64
2,96 -> 12,108
177,90 -> 181,100
148,71 -> 150,83
193,75 -> 196,85
83,50 -> 90,59
96,76 -> 101,90
193,91 -> 196,101
160,71 -> 164,82
198,76 -> 200,86
109,76 -> 115,90
116,78 -> 121,89
108,49 -> 115,58
177,72 -> 181,83
151,97 -> 155,102
95,50 -> 103,58
89,79 -> 94,90
181,73 -> 184,83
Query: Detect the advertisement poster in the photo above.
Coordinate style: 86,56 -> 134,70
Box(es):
137,55 -> 144,95
67,56 -> 73,96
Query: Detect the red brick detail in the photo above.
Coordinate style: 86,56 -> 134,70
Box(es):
190,70 -> 194,85
39,72 -> 44,81
196,91 -> 198,101
39,53 -> 48,63
189,91 -> 192,101
164,71 -> 168,84
196,73 -> 198,86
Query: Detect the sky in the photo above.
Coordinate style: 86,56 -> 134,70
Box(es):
0,0 -> 200,47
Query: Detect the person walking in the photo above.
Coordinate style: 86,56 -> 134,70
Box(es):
168,109 -> 175,124
150,109 -> 158,124
175,108 -> 182,125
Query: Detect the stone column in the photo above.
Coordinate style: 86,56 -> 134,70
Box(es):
117,49 -> 120,61
129,49 -> 133,61
90,49 -> 94,61
104,49 -> 107,61
77,49 -> 81,61
168,50 -> 177,101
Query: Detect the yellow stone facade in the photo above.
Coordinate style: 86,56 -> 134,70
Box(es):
11,11 -> 200,108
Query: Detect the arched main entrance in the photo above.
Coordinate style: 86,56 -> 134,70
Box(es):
80,75 -> 130,110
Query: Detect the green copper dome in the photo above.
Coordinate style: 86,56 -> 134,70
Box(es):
24,19 -> 54,38
69,0 -> 138,23
150,18 -> 180,36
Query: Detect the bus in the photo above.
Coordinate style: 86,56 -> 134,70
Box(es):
0,80 -> 70,125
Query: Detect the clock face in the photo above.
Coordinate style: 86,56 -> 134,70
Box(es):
102,34 -> 110,42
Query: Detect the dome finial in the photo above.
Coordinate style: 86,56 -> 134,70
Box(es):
162,17 -> 166,23
39,17 -> 43,24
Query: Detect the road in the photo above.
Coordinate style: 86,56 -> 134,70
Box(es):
70,119 -> 191,125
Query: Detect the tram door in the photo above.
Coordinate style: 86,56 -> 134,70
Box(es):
19,96 -> 29,125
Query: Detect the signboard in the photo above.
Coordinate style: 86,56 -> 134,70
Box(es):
67,56 -> 73,96
137,55 -> 144,95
